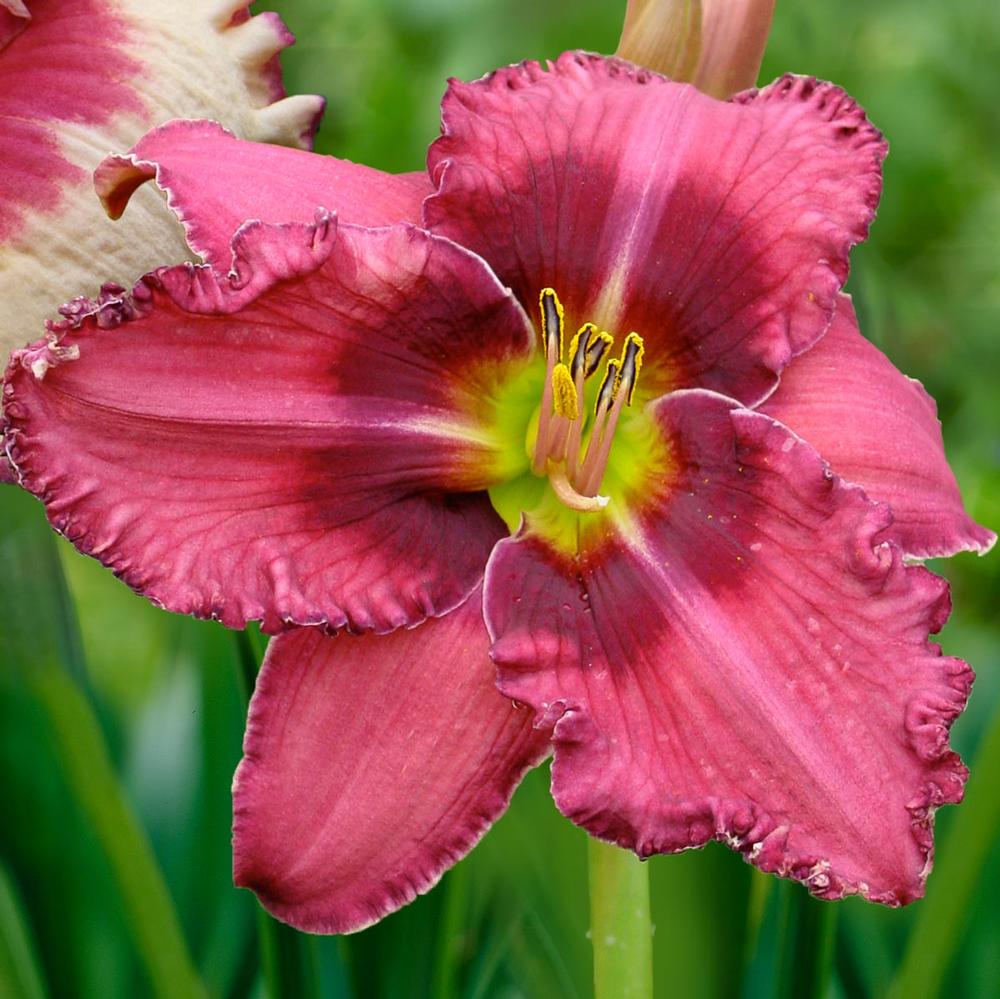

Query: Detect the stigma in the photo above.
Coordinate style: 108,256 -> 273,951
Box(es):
532,288 -> 644,512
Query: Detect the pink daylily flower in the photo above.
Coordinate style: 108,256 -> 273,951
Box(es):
0,0 -> 324,365
3,52 -> 994,934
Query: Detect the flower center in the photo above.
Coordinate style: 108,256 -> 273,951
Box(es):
531,288 -> 644,512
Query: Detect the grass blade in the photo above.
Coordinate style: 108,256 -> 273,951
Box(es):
888,701 -> 1000,999
259,909 -> 321,999
774,888 -> 837,999
0,492 -> 205,999
0,862 -> 48,999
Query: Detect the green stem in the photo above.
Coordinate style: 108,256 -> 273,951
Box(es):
587,839 -> 653,999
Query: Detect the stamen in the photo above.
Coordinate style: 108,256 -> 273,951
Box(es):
565,352 -> 588,480
569,324 -> 614,383
528,287 -> 645,511
551,363 -> 578,421
583,330 -> 615,379
533,288 -> 565,474
618,332 -> 645,406
539,288 -> 564,360
594,358 -> 621,419
579,334 -> 645,496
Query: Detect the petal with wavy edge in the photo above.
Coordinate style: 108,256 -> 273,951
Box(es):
762,296 -> 995,559
95,119 -> 432,270
0,0 -> 325,361
484,389 -> 971,904
233,589 -> 550,934
5,217 -> 534,633
425,53 -> 885,406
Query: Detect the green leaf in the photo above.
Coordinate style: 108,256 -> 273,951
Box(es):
259,910 -> 321,999
774,887 -> 837,999
888,701 -> 1000,999
0,491 -> 205,999
0,862 -> 48,999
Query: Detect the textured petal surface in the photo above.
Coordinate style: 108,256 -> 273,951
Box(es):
233,590 -> 550,934
425,53 -> 885,405
762,297 -> 995,558
0,0 -> 324,359
96,119 -> 432,270
5,217 -> 534,632
484,390 -> 971,904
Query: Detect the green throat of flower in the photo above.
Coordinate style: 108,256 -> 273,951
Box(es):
487,288 -> 665,551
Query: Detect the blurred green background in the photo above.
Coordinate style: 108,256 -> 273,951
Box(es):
2,1 -> 998,997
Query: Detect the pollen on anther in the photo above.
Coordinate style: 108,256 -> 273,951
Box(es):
569,324 -> 615,383
618,332 -> 645,406
595,358 -> 620,415
552,363 -> 578,420
539,288 -> 565,359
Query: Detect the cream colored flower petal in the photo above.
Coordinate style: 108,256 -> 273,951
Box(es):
0,0 -> 324,362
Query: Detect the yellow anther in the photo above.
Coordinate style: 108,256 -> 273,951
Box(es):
539,287 -> 565,359
595,357 -> 621,415
567,324 -> 591,368
587,331 -> 615,373
619,332 -> 645,406
552,363 -> 579,420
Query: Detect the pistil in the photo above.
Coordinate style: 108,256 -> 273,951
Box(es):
530,288 -> 644,511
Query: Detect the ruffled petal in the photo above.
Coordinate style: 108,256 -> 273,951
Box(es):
96,119 -> 432,270
233,589 -> 550,934
484,389 -> 971,904
4,216 -> 534,633
425,53 -> 885,405
762,296 -> 995,558
0,0 -> 324,360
